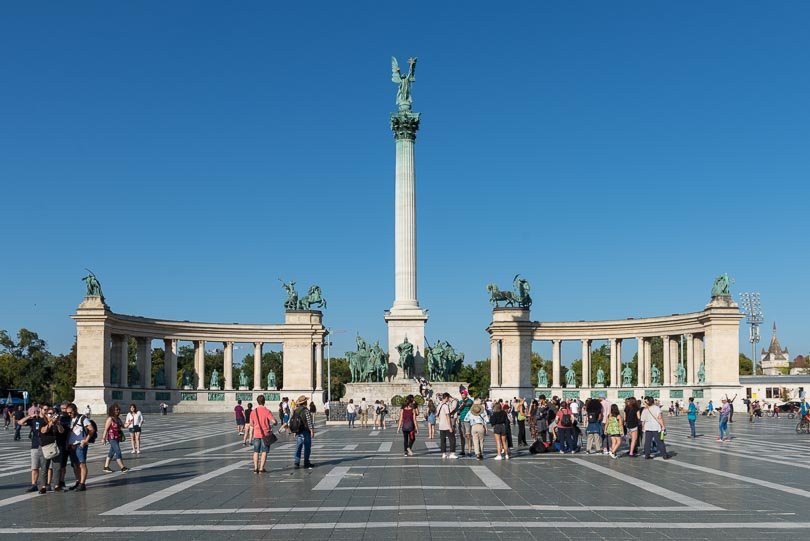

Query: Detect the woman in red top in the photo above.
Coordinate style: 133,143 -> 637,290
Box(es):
397,395 -> 418,457
102,403 -> 129,473
555,400 -> 576,453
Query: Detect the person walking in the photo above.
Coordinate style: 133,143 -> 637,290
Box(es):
466,403 -> 488,460
3,405 -> 10,430
291,395 -> 315,469
605,404 -> 624,458
426,399 -> 437,439
242,403 -> 254,446
102,404 -> 130,474
687,397 -> 698,438
12,405 -> 24,440
707,399 -> 715,416
437,393 -> 458,459
346,399 -> 356,428
250,394 -> 278,474
124,403 -> 144,454
624,397 -> 640,456
378,400 -> 387,429
718,398 -> 731,442
641,396 -> 669,459
397,395 -> 417,456
490,403 -> 509,459
234,400 -> 246,436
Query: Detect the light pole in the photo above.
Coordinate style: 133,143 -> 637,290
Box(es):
740,292 -> 764,377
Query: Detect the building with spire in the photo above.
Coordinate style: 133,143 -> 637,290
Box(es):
760,323 -> 790,375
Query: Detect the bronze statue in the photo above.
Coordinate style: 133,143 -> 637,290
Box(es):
711,273 -> 732,297
392,56 -> 417,111
82,269 -> 104,298
266,369 -> 277,389
622,365 -> 634,387
396,337 -> 415,378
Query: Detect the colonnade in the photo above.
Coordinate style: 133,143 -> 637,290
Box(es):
537,334 -> 705,388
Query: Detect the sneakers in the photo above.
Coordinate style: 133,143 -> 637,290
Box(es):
68,482 -> 81,491
54,483 -> 64,492
476,455 -> 483,461
447,453 -> 458,459
102,467 -> 113,473
120,467 -> 130,473
38,487 -> 46,494
609,452 -> 617,459
77,484 -> 86,491
441,453 -> 447,459
494,455 -> 503,461
305,463 -> 315,469
505,454 -> 510,460
407,448 -> 414,456
26,485 -> 38,493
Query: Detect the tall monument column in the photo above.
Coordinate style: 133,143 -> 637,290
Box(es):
386,56 -> 428,380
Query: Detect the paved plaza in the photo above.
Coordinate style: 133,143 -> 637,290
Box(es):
1,413 -> 809,539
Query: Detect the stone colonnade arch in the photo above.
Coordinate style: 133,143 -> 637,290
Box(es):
487,296 -> 744,406
71,296 -> 328,413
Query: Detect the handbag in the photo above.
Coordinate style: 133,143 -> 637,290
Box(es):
262,431 -> 278,448
42,442 -> 60,460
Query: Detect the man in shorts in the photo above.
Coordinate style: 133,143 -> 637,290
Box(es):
456,389 -> 474,457
359,398 -> 368,428
250,395 -> 278,474
66,403 -> 94,491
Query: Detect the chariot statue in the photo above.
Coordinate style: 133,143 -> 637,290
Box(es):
487,275 -> 532,308
280,280 -> 299,310
280,279 -> 326,310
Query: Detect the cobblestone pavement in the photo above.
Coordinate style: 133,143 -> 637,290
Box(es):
1,412 -> 808,539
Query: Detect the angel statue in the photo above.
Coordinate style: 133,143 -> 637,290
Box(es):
392,56 -> 417,111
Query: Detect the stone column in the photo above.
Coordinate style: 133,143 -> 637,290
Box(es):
164,339 -> 177,389
224,342 -> 234,391
136,337 -> 151,387
386,109 -> 428,374
253,342 -> 263,390
490,340 -> 500,387
552,340 -> 561,388
662,336 -> 671,386
71,296 -> 112,414
112,335 -> 128,387
686,334 -> 695,385
194,340 -> 206,390
615,339 -> 623,386
694,334 -> 705,382
637,337 -> 646,387
315,343 -> 324,391
644,339 -> 653,386
609,338 -> 617,387
581,339 -> 591,387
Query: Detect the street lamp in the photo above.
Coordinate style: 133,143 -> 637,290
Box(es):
740,292 -> 764,376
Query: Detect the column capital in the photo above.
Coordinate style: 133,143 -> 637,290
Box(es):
390,111 -> 421,141
253,341 -> 262,348
685,333 -> 694,339
662,335 -> 671,341
552,339 -> 561,344
223,341 -> 233,347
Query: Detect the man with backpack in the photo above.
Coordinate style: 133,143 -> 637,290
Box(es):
290,395 -> 315,470
65,403 -> 95,491
555,400 -> 576,454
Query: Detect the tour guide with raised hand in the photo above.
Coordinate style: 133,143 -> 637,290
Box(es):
290,395 -> 315,470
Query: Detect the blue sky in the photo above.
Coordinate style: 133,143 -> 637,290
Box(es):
1,2 -> 808,364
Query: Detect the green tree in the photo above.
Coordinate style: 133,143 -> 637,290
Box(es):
459,358 -> 490,398
0,328 -> 55,403
324,357 -> 350,400
52,342 -> 77,403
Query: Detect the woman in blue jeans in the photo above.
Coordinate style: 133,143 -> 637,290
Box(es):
687,397 -> 698,438
718,398 -> 731,441
102,404 -> 129,473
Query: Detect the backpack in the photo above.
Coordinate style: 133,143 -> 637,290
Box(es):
288,407 -> 308,433
74,415 -> 98,444
560,411 -> 573,428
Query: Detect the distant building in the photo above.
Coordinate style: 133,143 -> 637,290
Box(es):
791,354 -> 809,376
760,323 -> 790,376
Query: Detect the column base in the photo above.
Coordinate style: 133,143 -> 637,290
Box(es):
385,308 -> 428,380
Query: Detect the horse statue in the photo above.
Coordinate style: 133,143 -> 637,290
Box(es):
487,283 -> 516,307
347,335 -> 374,382
297,284 -> 327,310
488,275 -> 533,308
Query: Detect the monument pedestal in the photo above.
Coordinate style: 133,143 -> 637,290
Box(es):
385,308 -> 428,379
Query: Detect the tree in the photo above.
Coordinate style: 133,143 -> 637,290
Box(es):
52,342 -> 77,403
459,358 -> 490,398
324,357 -> 350,400
739,353 -> 763,375
0,328 -> 58,403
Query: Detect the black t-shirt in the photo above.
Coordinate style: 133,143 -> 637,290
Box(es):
624,406 -> 639,428
28,417 -> 44,449
13,410 -> 24,423
57,414 -> 71,445
39,422 -> 59,446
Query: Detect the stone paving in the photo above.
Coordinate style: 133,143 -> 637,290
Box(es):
1,412 -> 808,539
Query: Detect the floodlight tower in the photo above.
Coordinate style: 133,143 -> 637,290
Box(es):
740,292 -> 764,376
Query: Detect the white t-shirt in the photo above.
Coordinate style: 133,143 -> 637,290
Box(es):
641,405 -> 662,432
347,403 -> 356,414
437,402 -> 453,431
68,415 -> 92,446
571,401 -> 580,414
360,401 -> 368,412
126,411 -> 144,427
